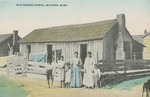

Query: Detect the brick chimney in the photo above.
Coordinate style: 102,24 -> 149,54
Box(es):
117,14 -> 126,32
13,30 -> 19,54
116,14 -> 126,60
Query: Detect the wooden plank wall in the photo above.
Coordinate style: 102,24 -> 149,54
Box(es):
20,39 -> 103,63
103,23 -> 119,61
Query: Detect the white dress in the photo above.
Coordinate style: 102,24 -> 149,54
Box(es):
93,69 -> 101,78
58,60 -> 65,81
65,67 -> 71,83
83,57 -> 96,87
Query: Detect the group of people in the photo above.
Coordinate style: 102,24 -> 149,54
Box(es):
46,51 -> 101,89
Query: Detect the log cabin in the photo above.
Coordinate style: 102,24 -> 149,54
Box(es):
0,30 -> 21,56
18,14 -> 144,64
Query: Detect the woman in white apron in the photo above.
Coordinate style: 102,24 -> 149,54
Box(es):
83,51 -> 96,89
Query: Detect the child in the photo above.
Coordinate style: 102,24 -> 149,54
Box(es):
58,56 -> 65,88
93,64 -> 101,89
65,63 -> 72,88
46,61 -> 55,88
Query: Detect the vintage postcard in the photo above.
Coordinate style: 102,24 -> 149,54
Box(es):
0,0 -> 150,97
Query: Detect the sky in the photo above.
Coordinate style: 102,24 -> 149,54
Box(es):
0,0 -> 150,37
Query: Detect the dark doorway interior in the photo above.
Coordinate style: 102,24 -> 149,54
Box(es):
80,44 -> 87,64
47,45 -> 52,64
27,45 -> 31,60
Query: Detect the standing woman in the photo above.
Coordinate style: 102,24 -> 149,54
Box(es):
70,52 -> 83,88
83,51 -> 96,89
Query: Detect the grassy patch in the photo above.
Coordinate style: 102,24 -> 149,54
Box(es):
103,76 -> 150,90
0,76 -> 28,97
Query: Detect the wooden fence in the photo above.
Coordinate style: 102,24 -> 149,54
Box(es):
7,56 -> 28,76
28,61 -> 47,75
98,59 -> 150,72
98,60 -> 150,85
28,61 -> 61,81
6,57 -> 150,85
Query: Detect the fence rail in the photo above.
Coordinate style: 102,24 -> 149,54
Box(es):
28,61 -> 61,81
28,61 -> 47,75
7,56 -> 27,76
7,57 -> 150,85
98,59 -> 150,72
97,59 -> 150,85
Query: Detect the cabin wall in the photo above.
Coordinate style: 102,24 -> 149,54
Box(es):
0,36 -> 13,56
115,28 -> 133,60
103,23 -> 119,61
132,42 -> 143,59
123,29 -> 133,59
143,35 -> 150,60
19,39 -> 103,63
0,42 -> 8,56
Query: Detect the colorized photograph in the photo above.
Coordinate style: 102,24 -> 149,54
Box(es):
0,0 -> 150,97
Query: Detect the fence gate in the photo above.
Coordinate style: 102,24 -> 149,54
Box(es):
7,56 -> 28,76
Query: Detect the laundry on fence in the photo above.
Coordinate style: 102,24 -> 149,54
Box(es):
32,53 -> 47,62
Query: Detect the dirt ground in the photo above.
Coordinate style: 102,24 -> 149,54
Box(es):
0,56 -> 7,67
0,70 -> 148,97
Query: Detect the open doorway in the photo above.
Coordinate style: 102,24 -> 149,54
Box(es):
80,44 -> 87,64
47,45 -> 52,64
27,45 -> 31,60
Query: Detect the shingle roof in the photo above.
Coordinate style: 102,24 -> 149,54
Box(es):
0,34 -> 12,44
132,35 -> 143,44
19,19 -> 117,43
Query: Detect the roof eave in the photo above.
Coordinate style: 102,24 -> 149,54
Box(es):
0,34 -> 12,44
142,33 -> 150,38
18,38 -> 103,44
133,40 -> 145,47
